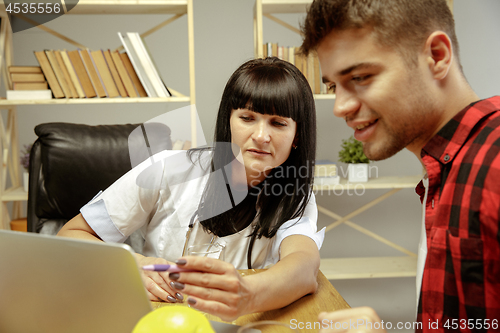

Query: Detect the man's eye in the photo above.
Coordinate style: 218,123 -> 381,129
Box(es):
327,84 -> 336,93
352,75 -> 371,83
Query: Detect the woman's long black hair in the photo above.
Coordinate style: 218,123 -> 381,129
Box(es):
189,57 -> 316,268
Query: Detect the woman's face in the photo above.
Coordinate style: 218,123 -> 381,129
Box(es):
230,108 -> 297,186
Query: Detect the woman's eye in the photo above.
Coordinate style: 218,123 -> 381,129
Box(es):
240,116 -> 252,121
273,121 -> 286,127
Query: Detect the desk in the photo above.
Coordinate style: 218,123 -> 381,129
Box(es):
152,269 -> 350,332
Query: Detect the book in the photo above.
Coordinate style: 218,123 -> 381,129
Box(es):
13,82 -> 48,90
172,140 -> 184,150
313,53 -> 321,95
110,50 -> 138,98
120,52 -> 148,97
103,50 -> 127,97
314,160 -> 337,178
126,32 -> 170,97
117,32 -> 156,97
307,52 -> 315,94
7,90 -> 52,100
90,50 -> 119,98
9,66 -> 42,73
54,50 -> 78,98
33,51 -> 64,98
10,73 -> 45,82
60,50 -> 86,98
288,47 -> 295,65
67,49 -> 96,98
314,175 -> 340,186
79,49 -> 106,98
45,50 -> 72,98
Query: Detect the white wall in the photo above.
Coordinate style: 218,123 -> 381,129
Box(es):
6,0 -> 500,329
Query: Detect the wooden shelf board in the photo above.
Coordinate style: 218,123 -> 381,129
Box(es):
67,0 -> 188,14
1,187 -> 28,202
320,256 -> 418,280
314,94 -> 336,100
0,96 -> 190,106
313,175 -> 422,191
261,0 -> 312,14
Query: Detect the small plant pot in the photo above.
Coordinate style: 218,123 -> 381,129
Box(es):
23,172 -> 29,192
348,164 -> 368,182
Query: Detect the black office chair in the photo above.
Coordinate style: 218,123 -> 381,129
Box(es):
27,122 -> 172,252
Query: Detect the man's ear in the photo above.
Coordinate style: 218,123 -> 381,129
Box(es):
424,31 -> 453,80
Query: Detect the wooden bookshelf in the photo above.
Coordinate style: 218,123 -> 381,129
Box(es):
0,0 -> 196,229
0,96 -> 190,105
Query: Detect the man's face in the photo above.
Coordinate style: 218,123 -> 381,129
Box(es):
317,28 -> 441,160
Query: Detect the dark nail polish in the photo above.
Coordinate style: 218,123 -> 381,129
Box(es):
167,296 -> 177,303
169,273 -> 180,280
187,298 -> 197,305
175,293 -> 184,300
170,281 -> 185,290
176,259 -> 187,265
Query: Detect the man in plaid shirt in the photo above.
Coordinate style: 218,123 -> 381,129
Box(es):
300,0 -> 500,332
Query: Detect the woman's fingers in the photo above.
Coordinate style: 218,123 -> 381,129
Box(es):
176,256 -> 232,275
185,297 -> 240,322
169,269 -> 240,292
135,255 -> 185,303
142,273 -> 178,302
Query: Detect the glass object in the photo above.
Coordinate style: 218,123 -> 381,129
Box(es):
186,242 -> 225,261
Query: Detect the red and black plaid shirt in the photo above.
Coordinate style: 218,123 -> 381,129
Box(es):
415,96 -> 500,332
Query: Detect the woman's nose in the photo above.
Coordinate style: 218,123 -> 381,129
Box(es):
252,121 -> 271,143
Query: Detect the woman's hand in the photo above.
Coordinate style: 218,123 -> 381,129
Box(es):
134,254 -> 185,303
318,307 -> 387,333
167,256 -> 254,322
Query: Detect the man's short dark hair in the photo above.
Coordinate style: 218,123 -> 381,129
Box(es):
300,0 -> 459,67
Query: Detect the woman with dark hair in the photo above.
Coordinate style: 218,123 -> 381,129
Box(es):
59,57 -> 323,321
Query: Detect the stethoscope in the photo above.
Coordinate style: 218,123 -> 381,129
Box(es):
181,162 -> 237,256
181,209 -> 218,256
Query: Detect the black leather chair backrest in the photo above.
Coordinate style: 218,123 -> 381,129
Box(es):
27,122 -> 172,234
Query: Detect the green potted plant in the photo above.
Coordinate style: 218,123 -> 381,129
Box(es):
338,136 -> 370,182
20,143 -> 32,192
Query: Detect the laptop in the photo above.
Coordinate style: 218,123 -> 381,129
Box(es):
0,230 -> 259,333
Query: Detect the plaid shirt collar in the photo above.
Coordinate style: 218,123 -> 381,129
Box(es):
416,96 -> 500,201
421,97 -> 500,164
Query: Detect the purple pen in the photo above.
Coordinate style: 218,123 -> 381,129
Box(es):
141,264 -> 194,273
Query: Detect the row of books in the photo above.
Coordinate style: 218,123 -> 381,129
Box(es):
6,66 -> 52,100
263,43 -> 333,95
6,32 -> 170,100
314,160 -> 340,185
172,140 -> 192,150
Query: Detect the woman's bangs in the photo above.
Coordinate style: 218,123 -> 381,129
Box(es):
230,68 -> 303,122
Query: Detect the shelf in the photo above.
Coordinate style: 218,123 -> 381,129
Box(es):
1,187 -> 28,202
261,0 -> 312,14
66,0 -> 188,15
313,175 -> 422,191
314,94 -> 336,100
320,256 -> 417,280
0,96 -> 190,106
